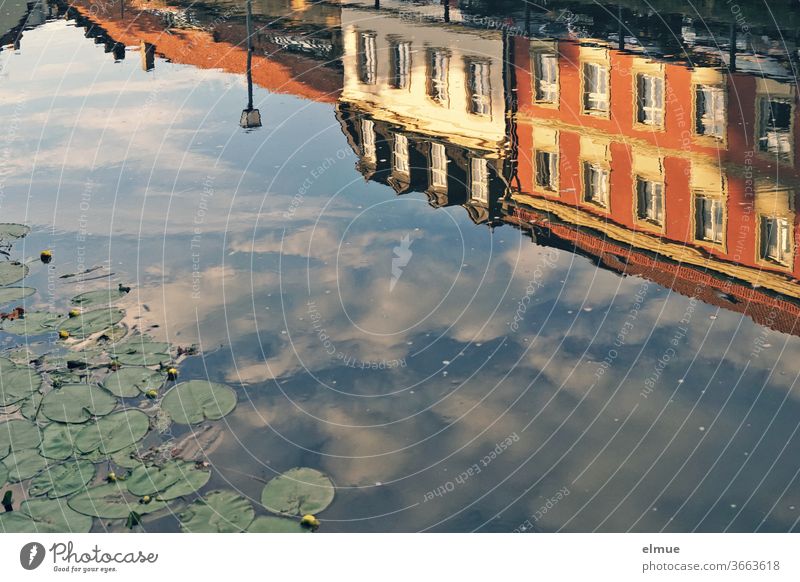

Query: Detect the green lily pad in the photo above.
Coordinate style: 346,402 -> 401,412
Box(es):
59,308 -> 124,339
68,481 -> 167,519
71,288 -> 128,307
0,419 -> 42,459
0,223 -> 30,240
0,366 -> 43,406
0,261 -> 27,286
0,286 -> 35,305
110,444 -> 146,469
126,461 -> 209,499
178,490 -> 254,532
126,463 -> 181,496
162,380 -> 237,425
0,461 -> 7,487
41,384 -> 117,423
102,367 -> 164,398
75,409 -> 149,454
2,448 -> 48,482
19,391 -> 44,420
261,467 -> 335,516
29,459 -> 96,499
0,497 -> 92,533
40,422 -> 82,460
247,515 -> 309,533
109,339 -> 171,366
1,311 -> 63,335
160,464 -> 211,500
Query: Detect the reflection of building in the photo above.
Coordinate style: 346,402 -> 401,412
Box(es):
506,32 -> 800,332
62,0 -> 343,103
336,0 -> 511,224
336,1 -> 800,335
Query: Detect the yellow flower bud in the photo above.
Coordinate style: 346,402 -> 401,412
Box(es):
300,514 -> 320,530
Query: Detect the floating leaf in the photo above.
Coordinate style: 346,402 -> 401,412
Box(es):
162,380 -> 237,425
68,482 -> 167,519
1,311 -> 62,335
2,448 -> 48,482
160,464 -> 211,500
126,463 -> 182,496
59,308 -> 124,339
75,409 -> 149,454
40,422 -> 82,460
179,490 -> 254,532
110,338 -> 171,366
0,286 -> 35,305
248,515 -> 308,533
19,390 -> 44,420
71,288 -> 128,307
0,223 -> 30,240
0,419 -> 42,459
126,461 -> 209,499
0,366 -> 42,406
41,384 -> 117,423
0,461 -> 7,487
102,367 -> 164,398
110,444 -> 146,469
29,459 -> 96,499
0,497 -> 93,533
0,261 -> 27,286
261,468 -> 335,516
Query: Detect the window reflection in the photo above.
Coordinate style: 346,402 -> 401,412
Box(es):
583,62 -> 609,114
357,31 -> 377,85
636,178 -> 664,225
427,48 -> 450,106
466,59 -> 492,116
583,162 -> 610,207
389,38 -> 411,90
636,74 -> 664,127
695,85 -> 726,139
532,51 -> 559,104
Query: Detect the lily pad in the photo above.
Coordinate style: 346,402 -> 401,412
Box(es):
59,308 -> 124,339
40,422 -> 82,460
19,391 -> 44,420
1,311 -> 62,335
261,467 -> 335,516
0,419 -> 42,459
41,384 -> 117,423
29,459 -> 96,499
110,444 -> 146,469
0,497 -> 92,533
0,261 -> 27,286
160,464 -> 211,500
102,367 -> 164,398
75,409 -> 149,454
247,515 -> 308,533
162,380 -> 237,425
126,461 -> 209,499
0,461 -> 7,487
110,339 -> 171,366
178,490 -> 254,532
68,482 -> 168,519
0,286 -> 35,305
71,288 -> 128,307
0,223 -> 30,240
2,448 -> 48,482
0,366 -> 43,406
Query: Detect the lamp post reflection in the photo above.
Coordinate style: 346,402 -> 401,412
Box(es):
240,0 -> 262,129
